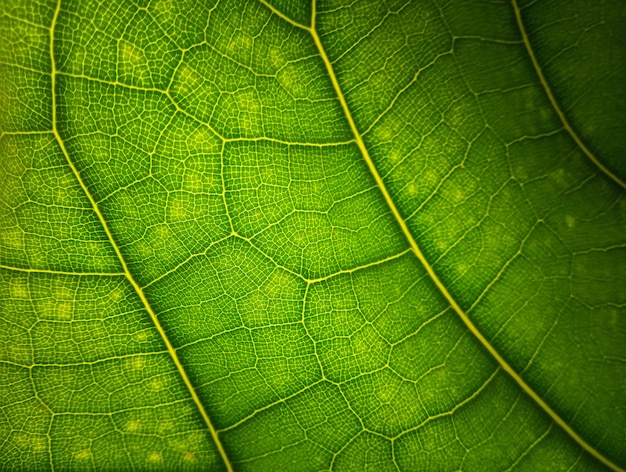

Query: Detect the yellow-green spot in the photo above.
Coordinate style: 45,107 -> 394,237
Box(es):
126,420 -> 141,432
129,356 -> 146,371
227,32 -> 253,56
264,269 -> 298,297
1,228 -> 24,250
9,279 -> 28,299
176,64 -> 199,94
147,452 -> 163,463
74,450 -> 93,461
148,378 -> 165,391
182,169 -> 204,193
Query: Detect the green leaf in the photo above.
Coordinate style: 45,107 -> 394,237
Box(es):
1,0 -> 625,470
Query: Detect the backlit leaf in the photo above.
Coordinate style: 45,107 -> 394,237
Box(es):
1,0 -> 625,470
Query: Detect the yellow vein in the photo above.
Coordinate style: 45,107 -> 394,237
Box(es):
308,2 -> 623,471
49,2 -> 232,470
307,248 -> 412,284
259,0 -> 310,30
512,0 -> 626,191
0,264 -> 124,277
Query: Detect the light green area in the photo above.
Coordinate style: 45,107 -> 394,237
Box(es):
1,0 -> 624,471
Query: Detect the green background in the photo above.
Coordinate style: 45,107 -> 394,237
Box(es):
1,0 -> 625,470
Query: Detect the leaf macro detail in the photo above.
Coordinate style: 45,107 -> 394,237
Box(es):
1,0 -> 625,470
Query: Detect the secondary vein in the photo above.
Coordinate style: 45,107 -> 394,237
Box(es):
306,2 -> 623,471
512,0 -> 626,191
49,2 -> 232,470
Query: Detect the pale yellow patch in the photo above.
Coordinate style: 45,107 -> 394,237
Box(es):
110,286 -> 124,302
93,146 -> 108,162
241,114 -> 257,133
30,252 -> 45,266
34,134 -> 51,150
119,41 -> 151,84
154,225 -> 172,241
148,378 -> 164,391
483,225 -> 510,249
446,106 -> 464,129
351,335 -> 369,354
90,323 -> 107,340
236,89 -> 261,114
52,282 -> 73,301
376,384 -> 395,403
57,174 -> 76,189
183,170 -> 204,193
31,437 -> 48,452
39,299 -> 56,319
9,279 -> 28,299
147,452 -> 163,463
240,291 -> 267,324
179,404 -> 195,417
278,64 -> 306,97
269,46 -> 284,68
455,262 -> 469,275
188,127 -> 215,152
184,451 -> 196,462
54,189 -> 69,206
121,41 -> 144,66
435,239 -> 448,252
447,186 -> 465,204
251,209 -> 264,224
407,182 -> 418,195
565,215 -> 576,228
292,228 -> 307,246
41,300 -> 72,321
422,169 -> 439,187
157,421 -> 173,434
126,420 -> 141,432
74,449 -> 92,461
56,302 -> 73,320
85,242 -> 103,256
1,228 -> 24,250
130,356 -> 146,371
136,241 -> 154,259
168,197 -> 188,221
214,251 -> 235,271
176,64 -> 199,93
420,389 -> 436,405
375,126 -> 393,142
154,0 -> 174,20
264,270 -> 297,297
549,168 -> 567,186
260,168 -> 280,187
133,331 -> 149,343
387,149 -> 402,163
119,194 -> 140,219
227,32 -> 253,56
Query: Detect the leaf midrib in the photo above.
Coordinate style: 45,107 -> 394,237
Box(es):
48,1 -> 233,470
298,0 -> 621,470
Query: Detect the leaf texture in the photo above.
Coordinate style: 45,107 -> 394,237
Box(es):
1,0 -> 625,470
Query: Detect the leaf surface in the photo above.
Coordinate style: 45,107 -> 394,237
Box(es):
1,0 -> 625,470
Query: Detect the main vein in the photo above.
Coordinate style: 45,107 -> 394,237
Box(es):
512,0 -> 625,191
49,2 -> 232,470
304,1 -> 622,471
